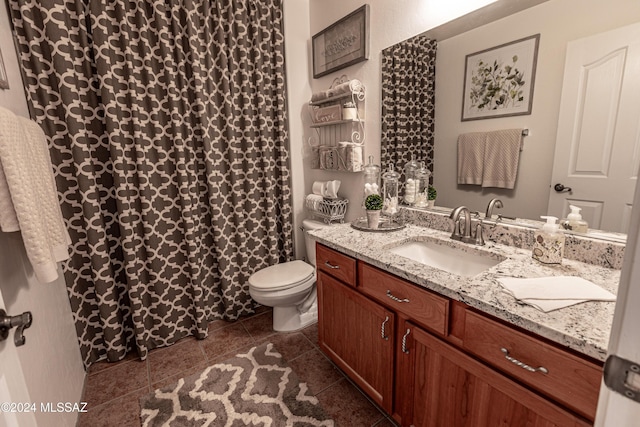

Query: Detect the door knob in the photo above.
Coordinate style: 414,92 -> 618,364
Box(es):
0,309 -> 32,347
554,183 -> 572,193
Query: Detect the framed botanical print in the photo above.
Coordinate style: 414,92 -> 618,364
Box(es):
461,34 -> 540,121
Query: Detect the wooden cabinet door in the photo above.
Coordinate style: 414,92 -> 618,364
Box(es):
401,322 -> 590,427
317,271 -> 395,413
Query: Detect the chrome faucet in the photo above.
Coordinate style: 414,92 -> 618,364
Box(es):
485,198 -> 504,219
450,206 -> 485,245
449,206 -> 473,243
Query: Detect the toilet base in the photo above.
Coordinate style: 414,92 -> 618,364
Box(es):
273,302 -> 318,332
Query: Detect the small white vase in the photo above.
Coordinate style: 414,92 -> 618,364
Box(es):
427,199 -> 436,208
366,210 -> 381,229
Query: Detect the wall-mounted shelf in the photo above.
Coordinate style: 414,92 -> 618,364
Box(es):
308,76 -> 366,172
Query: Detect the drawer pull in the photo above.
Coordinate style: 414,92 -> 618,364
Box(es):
402,328 -> 411,354
501,348 -> 549,374
324,261 -> 340,269
386,290 -> 410,303
381,316 -> 390,341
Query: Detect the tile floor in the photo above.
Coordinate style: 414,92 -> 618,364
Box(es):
77,308 -> 398,427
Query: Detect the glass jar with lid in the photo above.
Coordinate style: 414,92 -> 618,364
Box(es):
403,155 -> 420,205
382,164 -> 400,216
363,155 -> 381,198
414,162 -> 432,208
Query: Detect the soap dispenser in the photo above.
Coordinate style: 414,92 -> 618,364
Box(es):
532,216 -> 565,265
561,205 -> 588,233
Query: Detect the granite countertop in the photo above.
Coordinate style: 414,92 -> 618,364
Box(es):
310,223 -> 619,362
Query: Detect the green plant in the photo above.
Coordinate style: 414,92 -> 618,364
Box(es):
364,194 -> 383,210
428,185 -> 437,201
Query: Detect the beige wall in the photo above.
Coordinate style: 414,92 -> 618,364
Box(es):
0,5 -> 85,427
433,0 -> 640,219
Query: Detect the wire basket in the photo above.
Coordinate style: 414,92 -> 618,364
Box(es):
306,196 -> 349,223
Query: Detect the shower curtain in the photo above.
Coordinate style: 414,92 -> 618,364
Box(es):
8,0 -> 293,367
381,35 -> 437,180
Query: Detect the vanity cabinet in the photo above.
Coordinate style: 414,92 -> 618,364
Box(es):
398,320 -> 590,427
463,310 -> 601,420
315,243 -> 600,427
317,272 -> 395,412
316,245 -> 395,413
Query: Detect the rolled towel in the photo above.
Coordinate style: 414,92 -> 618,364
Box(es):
305,194 -> 324,211
311,90 -> 330,103
327,79 -> 363,98
312,181 -> 326,196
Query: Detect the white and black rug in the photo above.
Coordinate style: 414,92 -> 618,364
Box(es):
140,343 -> 334,426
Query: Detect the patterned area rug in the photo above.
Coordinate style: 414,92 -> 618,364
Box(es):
140,343 -> 334,426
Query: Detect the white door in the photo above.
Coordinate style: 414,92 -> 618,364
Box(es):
548,23 -> 640,233
0,291 -> 36,427
595,168 -> 640,425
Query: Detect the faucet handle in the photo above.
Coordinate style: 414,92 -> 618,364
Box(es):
474,221 -> 485,246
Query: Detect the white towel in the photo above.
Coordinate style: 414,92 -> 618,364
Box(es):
481,129 -> 523,189
0,107 -> 71,283
497,276 -> 616,312
457,132 -> 486,185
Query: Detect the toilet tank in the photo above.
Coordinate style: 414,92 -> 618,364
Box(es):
302,219 -> 331,266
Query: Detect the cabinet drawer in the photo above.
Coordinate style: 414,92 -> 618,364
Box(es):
463,310 -> 601,421
358,263 -> 449,336
316,244 -> 356,287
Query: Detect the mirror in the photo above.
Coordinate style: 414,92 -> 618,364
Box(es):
381,0 -> 640,241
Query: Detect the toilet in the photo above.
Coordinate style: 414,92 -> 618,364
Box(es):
248,219 -> 331,332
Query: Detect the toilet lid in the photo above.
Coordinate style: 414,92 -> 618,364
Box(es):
249,260 -> 315,291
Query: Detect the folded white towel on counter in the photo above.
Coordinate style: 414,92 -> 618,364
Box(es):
497,276 -> 616,313
0,107 -> 71,283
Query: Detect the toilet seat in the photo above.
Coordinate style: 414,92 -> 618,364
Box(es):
248,260 -> 315,292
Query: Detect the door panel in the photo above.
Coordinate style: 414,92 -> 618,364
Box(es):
549,23 -> 640,233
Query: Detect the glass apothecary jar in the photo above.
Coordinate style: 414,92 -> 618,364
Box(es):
363,155 -> 381,197
382,164 -> 400,216
403,155 -> 420,205
414,162 -> 432,208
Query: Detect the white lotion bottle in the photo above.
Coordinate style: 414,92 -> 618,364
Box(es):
532,216 -> 565,265
561,205 -> 589,233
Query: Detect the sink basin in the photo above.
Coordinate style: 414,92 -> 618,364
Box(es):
388,239 -> 504,277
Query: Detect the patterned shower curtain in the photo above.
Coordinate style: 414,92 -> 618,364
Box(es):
381,36 -> 437,180
9,0 -> 293,367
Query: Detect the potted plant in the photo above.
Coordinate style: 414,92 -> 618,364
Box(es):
427,185 -> 437,208
364,194 -> 383,229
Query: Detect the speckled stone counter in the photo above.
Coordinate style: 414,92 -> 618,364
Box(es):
309,223 -> 619,362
